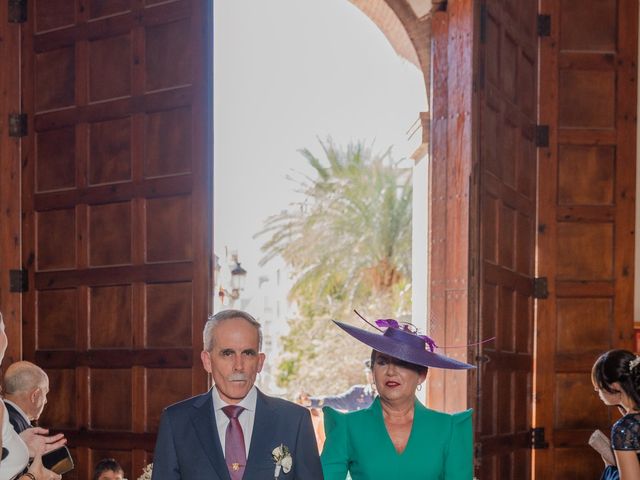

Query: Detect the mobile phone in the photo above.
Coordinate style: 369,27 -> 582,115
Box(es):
41,446 -> 74,475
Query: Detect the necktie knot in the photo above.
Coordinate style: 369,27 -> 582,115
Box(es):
223,405 -> 245,419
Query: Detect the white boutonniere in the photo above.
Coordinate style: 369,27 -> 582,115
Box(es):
272,444 -> 292,479
137,463 -> 153,480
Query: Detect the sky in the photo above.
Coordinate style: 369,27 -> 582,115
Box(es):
213,0 -> 427,327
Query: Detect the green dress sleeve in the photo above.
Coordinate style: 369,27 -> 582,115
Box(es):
444,409 -> 474,480
321,407 -> 350,480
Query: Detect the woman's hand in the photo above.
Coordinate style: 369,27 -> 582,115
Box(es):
24,453 -> 61,480
601,453 -> 614,466
19,428 -> 66,457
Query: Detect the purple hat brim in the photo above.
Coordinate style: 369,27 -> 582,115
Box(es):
333,320 -> 475,370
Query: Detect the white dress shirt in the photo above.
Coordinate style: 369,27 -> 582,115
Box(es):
211,385 -> 257,456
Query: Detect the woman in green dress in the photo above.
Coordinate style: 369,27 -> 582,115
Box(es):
321,316 -> 475,480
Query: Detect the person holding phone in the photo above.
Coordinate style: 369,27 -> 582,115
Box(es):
0,312 -> 61,480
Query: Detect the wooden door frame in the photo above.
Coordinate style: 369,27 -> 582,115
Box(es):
0,0 -> 24,367
428,0 -> 477,414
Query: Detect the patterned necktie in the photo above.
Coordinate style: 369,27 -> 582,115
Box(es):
222,405 -> 246,480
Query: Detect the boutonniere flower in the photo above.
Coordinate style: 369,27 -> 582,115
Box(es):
272,444 -> 292,479
136,463 -> 153,480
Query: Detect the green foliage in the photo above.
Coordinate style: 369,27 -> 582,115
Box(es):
256,138 -> 413,396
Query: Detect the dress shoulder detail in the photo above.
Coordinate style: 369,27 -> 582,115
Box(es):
322,406 -> 347,433
611,413 -> 640,451
451,409 -> 473,424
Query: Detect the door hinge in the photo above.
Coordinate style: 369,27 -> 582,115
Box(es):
535,125 -> 549,148
533,277 -> 548,299
479,4 -> 487,43
9,269 -> 28,293
8,0 -> 27,23
537,14 -> 551,37
8,113 -> 27,137
530,427 -> 549,449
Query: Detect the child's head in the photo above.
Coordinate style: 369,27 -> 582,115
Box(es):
592,349 -> 640,409
94,458 -> 124,480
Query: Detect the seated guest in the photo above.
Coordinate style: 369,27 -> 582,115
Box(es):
93,458 -> 125,480
321,315 -> 475,479
0,312 -> 61,480
4,361 -> 50,432
2,361 -> 65,462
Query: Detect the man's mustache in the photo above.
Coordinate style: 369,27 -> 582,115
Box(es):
228,373 -> 248,382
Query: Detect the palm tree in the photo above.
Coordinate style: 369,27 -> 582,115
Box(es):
255,138 -> 413,395
257,138 -> 412,317
258,139 -> 412,314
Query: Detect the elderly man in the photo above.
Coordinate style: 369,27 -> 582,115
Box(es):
152,309 -> 322,479
3,360 -> 66,456
4,361 -> 50,432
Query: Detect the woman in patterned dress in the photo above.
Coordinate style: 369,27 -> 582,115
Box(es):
592,349 -> 640,480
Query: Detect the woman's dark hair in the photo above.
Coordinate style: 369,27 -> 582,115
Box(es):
592,349 -> 640,409
93,458 -> 124,480
370,349 -> 428,376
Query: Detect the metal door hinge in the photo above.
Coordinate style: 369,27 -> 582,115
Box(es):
531,427 -> 549,449
533,277 -> 548,299
9,269 -> 28,293
537,14 -> 551,37
535,125 -> 549,148
8,113 -> 27,137
8,0 -> 27,23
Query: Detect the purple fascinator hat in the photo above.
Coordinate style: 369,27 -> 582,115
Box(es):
333,313 -> 475,370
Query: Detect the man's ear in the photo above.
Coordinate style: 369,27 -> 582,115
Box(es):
257,352 -> 266,373
201,350 -> 213,374
30,387 -> 40,404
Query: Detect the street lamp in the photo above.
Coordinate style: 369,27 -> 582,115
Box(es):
216,252 -> 248,306
230,259 -> 247,297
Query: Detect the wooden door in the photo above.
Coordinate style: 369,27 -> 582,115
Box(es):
20,1 -> 213,478
473,0 -> 538,477
535,0 -> 638,478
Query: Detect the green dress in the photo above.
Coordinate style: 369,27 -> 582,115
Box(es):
321,397 -> 473,480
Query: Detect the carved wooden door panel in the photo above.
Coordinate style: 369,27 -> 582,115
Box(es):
20,1 -> 212,478
535,0 -> 637,478
474,0 -> 537,477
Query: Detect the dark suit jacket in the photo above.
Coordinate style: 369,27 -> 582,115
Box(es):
151,388 -> 323,480
5,402 -> 31,434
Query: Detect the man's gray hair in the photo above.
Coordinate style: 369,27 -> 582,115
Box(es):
203,309 -> 263,352
4,361 -> 48,395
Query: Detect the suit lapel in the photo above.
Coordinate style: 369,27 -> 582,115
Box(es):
244,390 -> 278,478
190,391 -> 230,480
6,402 -> 30,432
